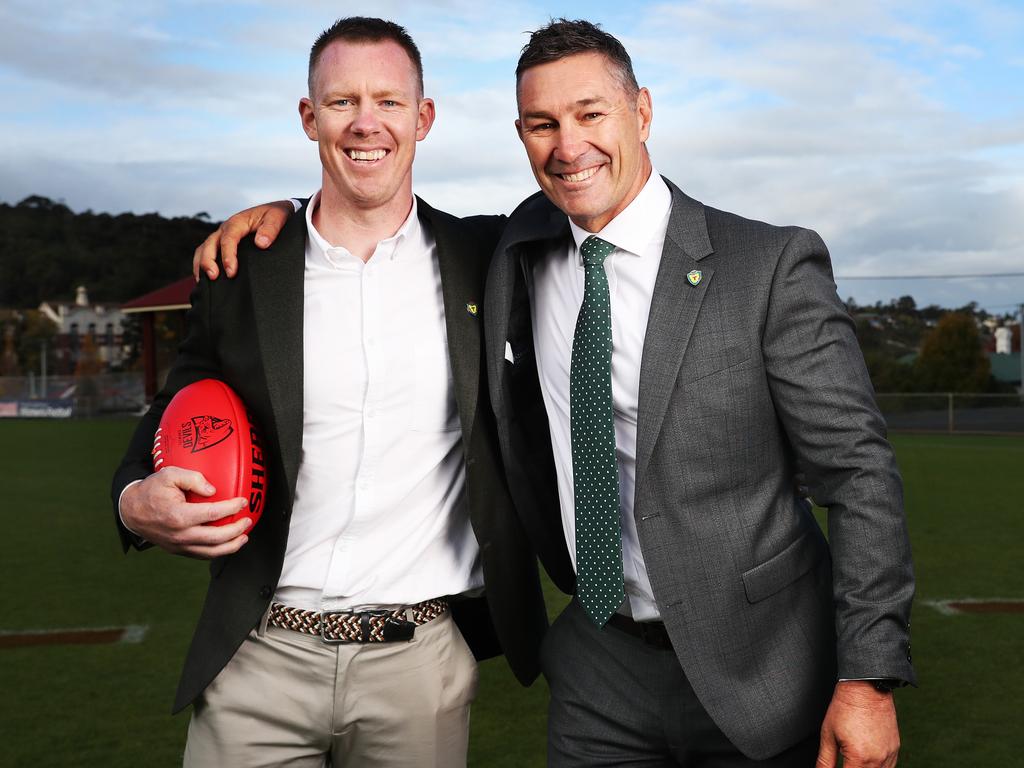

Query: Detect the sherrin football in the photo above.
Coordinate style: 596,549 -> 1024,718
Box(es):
152,378 -> 268,528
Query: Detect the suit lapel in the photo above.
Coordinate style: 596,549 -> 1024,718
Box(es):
485,199 -> 569,423
635,183 -> 715,486
484,233 -> 516,420
420,199 -> 482,442
247,209 -> 307,503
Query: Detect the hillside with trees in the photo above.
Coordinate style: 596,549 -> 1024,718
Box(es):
848,296 -> 1016,393
0,195 -> 1016,394
0,195 -> 217,308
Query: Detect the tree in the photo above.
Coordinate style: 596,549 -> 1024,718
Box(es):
893,295 -> 916,314
914,313 -> 991,392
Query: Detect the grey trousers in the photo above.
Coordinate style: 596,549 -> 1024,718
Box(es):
183,610 -> 478,768
543,599 -> 819,768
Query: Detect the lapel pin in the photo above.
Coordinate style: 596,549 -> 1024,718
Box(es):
466,302 -> 478,316
686,270 -> 702,286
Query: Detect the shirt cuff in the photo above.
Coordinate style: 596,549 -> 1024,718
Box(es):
118,479 -> 146,539
289,198 -> 302,213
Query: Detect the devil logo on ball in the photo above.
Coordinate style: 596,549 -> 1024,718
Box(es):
179,415 -> 234,453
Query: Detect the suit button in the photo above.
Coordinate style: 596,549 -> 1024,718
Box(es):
259,586 -> 272,599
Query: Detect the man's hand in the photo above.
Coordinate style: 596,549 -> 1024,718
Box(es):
120,468 -> 252,559
193,201 -> 294,281
817,681 -> 900,768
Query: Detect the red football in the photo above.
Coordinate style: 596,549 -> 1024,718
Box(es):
152,378 -> 267,528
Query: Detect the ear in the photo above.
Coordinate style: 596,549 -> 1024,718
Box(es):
299,97 -> 317,141
416,97 -> 436,141
636,87 -> 653,142
515,118 -> 525,144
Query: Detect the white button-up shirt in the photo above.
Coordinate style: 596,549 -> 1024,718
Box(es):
273,192 -> 483,612
529,170 -> 672,621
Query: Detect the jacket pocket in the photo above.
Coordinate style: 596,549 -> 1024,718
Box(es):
741,527 -> 823,603
677,353 -> 752,387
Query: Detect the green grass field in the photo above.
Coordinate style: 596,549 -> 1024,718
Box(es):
0,421 -> 1021,766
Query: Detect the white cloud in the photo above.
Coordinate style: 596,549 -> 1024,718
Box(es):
1,0 -> 1022,309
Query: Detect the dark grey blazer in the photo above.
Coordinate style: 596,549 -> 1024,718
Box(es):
112,199 -> 547,713
484,179 -> 916,759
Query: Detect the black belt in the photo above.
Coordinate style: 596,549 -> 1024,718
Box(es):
606,613 -> 674,650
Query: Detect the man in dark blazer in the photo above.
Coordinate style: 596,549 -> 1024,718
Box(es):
112,17 -> 545,766
482,19 -> 915,768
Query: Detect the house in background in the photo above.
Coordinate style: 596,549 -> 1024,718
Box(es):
38,285 -> 127,373
989,322 -> 1022,393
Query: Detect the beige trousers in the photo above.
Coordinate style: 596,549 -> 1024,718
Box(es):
183,611 -> 478,768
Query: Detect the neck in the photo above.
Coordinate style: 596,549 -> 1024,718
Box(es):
313,183 -> 414,263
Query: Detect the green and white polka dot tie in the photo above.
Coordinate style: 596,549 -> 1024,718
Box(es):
571,235 -> 624,627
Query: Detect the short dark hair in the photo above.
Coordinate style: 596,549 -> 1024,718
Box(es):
308,17 -> 424,97
515,19 -> 639,96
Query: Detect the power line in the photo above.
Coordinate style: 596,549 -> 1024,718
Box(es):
835,272 -> 1024,280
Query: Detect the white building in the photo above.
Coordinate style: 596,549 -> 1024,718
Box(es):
38,286 -> 128,368
994,326 -> 1013,355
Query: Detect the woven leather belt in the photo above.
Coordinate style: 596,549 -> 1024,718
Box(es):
606,613 -> 674,650
268,598 -> 448,644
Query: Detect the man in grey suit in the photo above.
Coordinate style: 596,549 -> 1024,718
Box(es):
484,19 -> 915,768
197,17 -> 915,768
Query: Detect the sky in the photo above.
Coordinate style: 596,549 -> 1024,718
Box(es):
2,0 -> 1022,312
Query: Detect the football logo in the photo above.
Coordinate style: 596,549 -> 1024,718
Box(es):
179,415 -> 234,454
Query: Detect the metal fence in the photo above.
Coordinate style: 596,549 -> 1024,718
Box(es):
1,374 -> 1022,432
875,393 -> 1024,434
0,373 -> 145,417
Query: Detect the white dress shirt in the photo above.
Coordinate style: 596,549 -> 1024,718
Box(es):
121,194 -> 482,611
273,192 -> 483,612
529,170 -> 672,621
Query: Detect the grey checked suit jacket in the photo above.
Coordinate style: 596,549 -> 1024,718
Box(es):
112,199 -> 548,713
484,179 -> 916,759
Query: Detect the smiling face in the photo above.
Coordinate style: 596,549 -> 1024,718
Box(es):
516,52 -> 653,233
300,39 -> 434,215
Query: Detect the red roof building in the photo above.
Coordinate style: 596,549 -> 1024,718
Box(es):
122,277 -> 194,401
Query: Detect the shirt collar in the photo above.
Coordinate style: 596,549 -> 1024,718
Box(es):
567,169 -> 671,259
305,190 -> 421,267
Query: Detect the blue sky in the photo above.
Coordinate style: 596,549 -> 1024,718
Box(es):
2,0 -> 1022,311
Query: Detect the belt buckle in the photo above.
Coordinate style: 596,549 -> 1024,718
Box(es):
318,608 -> 416,644
319,614 -> 348,643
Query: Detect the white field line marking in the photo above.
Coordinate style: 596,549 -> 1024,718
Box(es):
923,598 -> 1024,616
0,624 -> 149,643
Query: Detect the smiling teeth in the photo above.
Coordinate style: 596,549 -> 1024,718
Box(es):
561,167 -> 598,182
347,149 -> 386,161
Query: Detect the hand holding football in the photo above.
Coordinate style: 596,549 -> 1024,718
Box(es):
153,379 -> 268,528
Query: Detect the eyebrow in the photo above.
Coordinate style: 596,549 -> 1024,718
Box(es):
320,88 -> 408,101
521,96 -> 610,120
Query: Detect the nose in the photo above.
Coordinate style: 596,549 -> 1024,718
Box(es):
552,121 -> 587,165
350,105 -> 381,135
